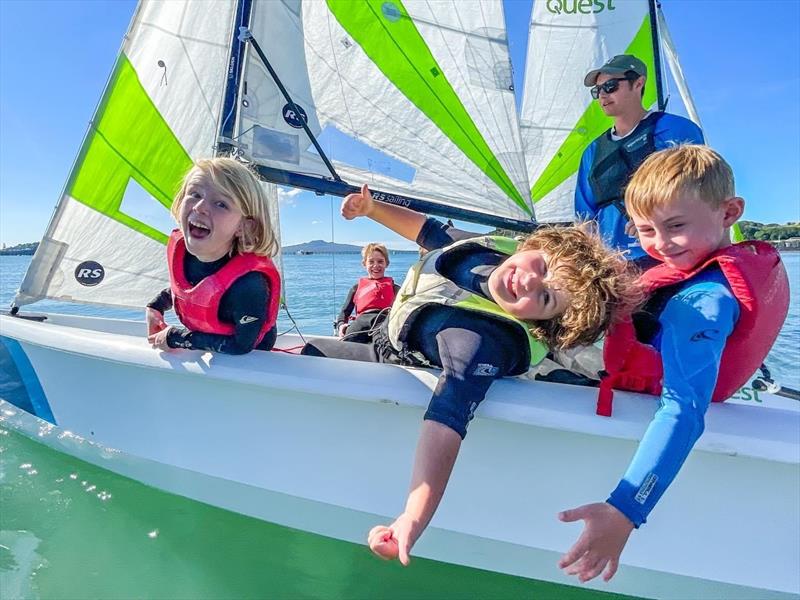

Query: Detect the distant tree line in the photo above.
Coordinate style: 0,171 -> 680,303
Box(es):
739,221 -> 800,241
0,242 -> 38,255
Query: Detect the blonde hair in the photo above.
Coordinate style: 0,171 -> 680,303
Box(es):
626,145 -> 735,217
518,222 -> 641,349
171,157 -> 279,257
362,242 -> 390,266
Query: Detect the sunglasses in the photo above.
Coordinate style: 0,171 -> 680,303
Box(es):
590,77 -> 633,99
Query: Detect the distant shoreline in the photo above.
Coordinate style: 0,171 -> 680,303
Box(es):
2,234 -> 799,257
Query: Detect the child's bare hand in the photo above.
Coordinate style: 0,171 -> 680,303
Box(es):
367,512 -> 418,566
337,323 -> 348,338
148,326 -> 173,351
146,307 -> 167,336
557,502 -> 634,583
341,184 -> 375,220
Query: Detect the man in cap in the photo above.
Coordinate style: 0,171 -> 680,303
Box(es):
575,54 -> 704,266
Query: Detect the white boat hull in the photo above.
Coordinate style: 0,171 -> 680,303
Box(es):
1,312 -> 798,599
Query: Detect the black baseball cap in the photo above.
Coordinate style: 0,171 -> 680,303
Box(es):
584,55 -> 647,87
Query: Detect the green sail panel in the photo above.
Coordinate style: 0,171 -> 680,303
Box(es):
68,53 -> 193,244
531,15 -> 658,203
326,0 -> 529,213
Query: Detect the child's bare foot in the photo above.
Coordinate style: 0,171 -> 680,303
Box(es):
367,513 -> 419,566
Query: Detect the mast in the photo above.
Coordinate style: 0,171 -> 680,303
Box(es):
649,0 -> 666,111
217,0 -> 253,154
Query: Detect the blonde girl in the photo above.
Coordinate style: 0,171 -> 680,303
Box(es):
146,157 -> 281,354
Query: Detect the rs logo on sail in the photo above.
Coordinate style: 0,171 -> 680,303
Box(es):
74,261 -> 105,287
546,0 -> 616,15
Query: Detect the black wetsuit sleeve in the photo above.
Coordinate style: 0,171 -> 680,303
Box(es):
413,308 -> 522,439
335,284 -> 359,327
392,283 -> 401,296
147,288 -> 173,313
416,217 -> 481,251
166,272 -> 272,354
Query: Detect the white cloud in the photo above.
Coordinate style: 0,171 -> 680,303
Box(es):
311,220 -> 322,225
277,186 -> 303,205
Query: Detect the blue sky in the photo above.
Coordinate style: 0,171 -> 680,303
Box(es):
1,0 -> 798,248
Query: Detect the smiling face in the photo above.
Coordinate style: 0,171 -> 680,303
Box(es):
487,249 -> 570,322
595,72 -> 643,119
364,250 -> 387,279
178,170 -> 245,262
631,192 -> 744,271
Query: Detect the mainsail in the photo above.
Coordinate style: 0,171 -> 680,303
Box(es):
234,0 -> 533,226
519,0 -> 699,223
14,0 -> 532,311
14,0 -> 280,310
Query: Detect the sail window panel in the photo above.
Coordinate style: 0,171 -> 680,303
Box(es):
125,0 -> 234,161
312,125 -> 416,185
298,0 -> 531,221
238,0 -> 330,178
520,0 -> 651,220
119,179 -> 177,237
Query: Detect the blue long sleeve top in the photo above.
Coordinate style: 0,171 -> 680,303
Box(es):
607,269 -> 740,526
575,113 -> 704,260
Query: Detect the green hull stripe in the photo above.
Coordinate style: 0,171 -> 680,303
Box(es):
67,53 -> 193,244
327,0 -> 528,213
531,15 -> 658,203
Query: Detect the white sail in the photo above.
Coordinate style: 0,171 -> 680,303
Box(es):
657,7 -> 702,130
519,0 -> 661,222
235,0 -> 533,224
14,0 -> 281,310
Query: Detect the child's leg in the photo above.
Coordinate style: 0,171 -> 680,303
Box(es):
300,338 -> 379,362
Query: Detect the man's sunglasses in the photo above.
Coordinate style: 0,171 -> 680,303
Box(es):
590,77 -> 634,99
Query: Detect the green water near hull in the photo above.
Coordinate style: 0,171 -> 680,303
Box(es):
0,427 -> 635,599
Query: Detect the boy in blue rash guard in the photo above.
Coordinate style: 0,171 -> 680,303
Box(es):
576,55 -> 704,264
558,145 -> 789,583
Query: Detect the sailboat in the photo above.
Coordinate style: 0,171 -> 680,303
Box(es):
1,1 -> 797,598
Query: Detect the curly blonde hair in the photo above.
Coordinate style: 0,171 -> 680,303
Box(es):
171,157 -> 279,257
518,222 -> 641,349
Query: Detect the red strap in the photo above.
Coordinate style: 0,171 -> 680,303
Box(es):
597,376 -> 615,417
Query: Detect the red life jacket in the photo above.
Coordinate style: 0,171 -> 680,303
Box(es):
597,241 -> 789,416
353,276 -> 396,315
166,230 -> 281,346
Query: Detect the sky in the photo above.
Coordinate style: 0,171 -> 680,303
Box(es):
1,0 -> 798,249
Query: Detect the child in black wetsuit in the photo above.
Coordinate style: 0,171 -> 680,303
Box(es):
302,184 -> 640,565
146,157 -> 281,355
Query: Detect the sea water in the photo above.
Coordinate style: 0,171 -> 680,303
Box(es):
1,252 -> 798,599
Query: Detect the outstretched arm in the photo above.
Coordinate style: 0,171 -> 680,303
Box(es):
368,420 -> 462,566
342,184 -> 427,243
559,277 -> 739,583
367,315 -> 516,565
